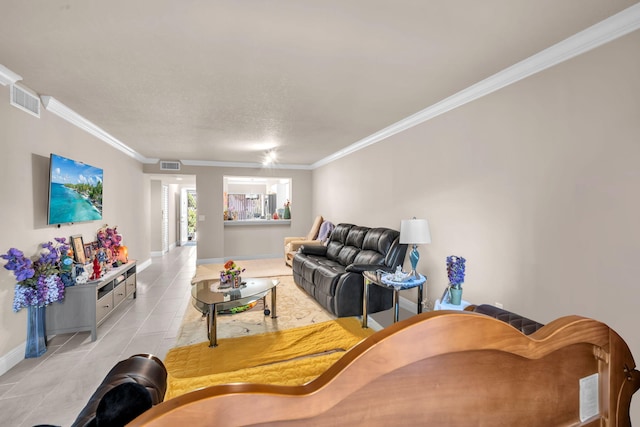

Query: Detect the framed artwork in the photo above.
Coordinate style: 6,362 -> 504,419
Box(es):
83,243 -> 94,262
71,235 -> 86,264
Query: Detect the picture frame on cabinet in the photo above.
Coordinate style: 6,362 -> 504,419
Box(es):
71,235 -> 86,264
83,243 -> 94,263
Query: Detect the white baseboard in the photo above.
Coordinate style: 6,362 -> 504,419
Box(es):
0,342 -> 27,377
399,295 -> 419,314
137,258 -> 152,272
364,316 -> 384,331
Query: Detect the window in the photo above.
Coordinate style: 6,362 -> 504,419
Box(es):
223,176 -> 291,221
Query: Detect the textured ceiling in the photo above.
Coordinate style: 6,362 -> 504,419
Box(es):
0,1 -> 636,167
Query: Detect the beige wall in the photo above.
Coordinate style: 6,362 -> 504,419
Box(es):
143,164 -> 313,262
0,85 -> 150,361
149,179 -> 163,253
313,30 -> 640,420
2,26 -> 637,421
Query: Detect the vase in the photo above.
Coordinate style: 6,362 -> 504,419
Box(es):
25,305 -> 47,358
233,275 -> 242,288
449,287 -> 463,305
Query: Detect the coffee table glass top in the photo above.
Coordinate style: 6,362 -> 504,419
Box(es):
191,277 -> 278,312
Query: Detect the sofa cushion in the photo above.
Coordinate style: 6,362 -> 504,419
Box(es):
325,224 -> 353,261
314,264 -> 347,297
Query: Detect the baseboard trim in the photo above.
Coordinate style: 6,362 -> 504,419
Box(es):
399,295 -> 419,314
0,342 -> 27,377
137,258 -> 152,272
364,316 -> 384,331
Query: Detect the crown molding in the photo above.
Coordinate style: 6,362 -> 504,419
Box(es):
180,159 -> 312,170
16,3 -> 640,168
40,96 -> 158,164
311,3 -> 640,169
0,64 -> 22,86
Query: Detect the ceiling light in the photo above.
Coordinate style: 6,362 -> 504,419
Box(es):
263,151 -> 277,165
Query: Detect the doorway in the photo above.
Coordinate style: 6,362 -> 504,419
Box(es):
181,188 -> 197,245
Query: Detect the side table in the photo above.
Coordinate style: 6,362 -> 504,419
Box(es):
434,298 -> 471,311
362,270 -> 426,328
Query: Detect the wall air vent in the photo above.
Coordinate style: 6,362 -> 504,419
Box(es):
160,161 -> 181,171
10,84 -> 40,117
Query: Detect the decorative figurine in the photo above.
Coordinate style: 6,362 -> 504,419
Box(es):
90,256 -> 102,280
97,248 -> 108,272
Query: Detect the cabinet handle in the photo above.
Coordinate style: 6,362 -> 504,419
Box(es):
103,305 -> 110,308
117,293 -> 124,296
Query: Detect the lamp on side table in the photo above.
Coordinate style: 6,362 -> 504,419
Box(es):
399,218 -> 431,278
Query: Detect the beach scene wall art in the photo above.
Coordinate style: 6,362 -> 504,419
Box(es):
48,154 -> 103,225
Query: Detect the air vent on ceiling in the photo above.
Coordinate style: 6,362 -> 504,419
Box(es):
10,84 -> 40,117
160,161 -> 181,171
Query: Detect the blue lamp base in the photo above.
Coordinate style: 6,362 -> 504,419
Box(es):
409,245 -> 420,278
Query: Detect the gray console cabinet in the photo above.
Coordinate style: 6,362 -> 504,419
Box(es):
46,261 -> 136,341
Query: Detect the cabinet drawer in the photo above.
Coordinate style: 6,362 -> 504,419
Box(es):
125,273 -> 136,297
96,293 -> 113,324
113,282 -> 127,307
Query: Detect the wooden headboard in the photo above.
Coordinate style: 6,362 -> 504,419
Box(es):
131,311 -> 640,426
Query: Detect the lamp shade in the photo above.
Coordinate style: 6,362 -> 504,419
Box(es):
399,219 -> 431,244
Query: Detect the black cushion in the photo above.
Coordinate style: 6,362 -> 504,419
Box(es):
472,304 -> 544,335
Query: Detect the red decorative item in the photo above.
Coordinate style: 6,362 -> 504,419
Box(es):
90,256 -> 101,280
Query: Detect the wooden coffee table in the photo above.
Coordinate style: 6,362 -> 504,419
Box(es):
191,277 -> 279,347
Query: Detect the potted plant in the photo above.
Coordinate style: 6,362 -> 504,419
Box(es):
1,238 -> 70,357
446,255 -> 466,305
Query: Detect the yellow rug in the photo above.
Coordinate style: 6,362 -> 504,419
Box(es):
164,317 -> 373,399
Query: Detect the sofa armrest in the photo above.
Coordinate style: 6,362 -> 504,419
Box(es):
469,304 -> 544,335
284,236 -> 306,246
286,239 -> 323,253
71,353 -> 167,427
345,264 -> 393,274
300,244 -> 327,257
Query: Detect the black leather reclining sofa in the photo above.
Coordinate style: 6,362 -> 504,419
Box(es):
292,223 -> 408,317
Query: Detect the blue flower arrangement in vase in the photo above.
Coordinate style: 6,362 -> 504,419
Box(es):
1,237 -> 71,357
446,255 -> 466,305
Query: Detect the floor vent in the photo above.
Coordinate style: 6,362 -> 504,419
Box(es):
10,84 -> 40,117
160,161 -> 181,171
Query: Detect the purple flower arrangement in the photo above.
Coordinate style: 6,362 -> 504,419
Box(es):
97,225 -> 123,251
446,255 -> 466,289
1,237 -> 70,312
220,260 -> 245,283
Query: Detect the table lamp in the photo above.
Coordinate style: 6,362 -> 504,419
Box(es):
399,218 -> 431,278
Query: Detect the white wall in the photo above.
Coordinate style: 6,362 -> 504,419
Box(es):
312,30 -> 640,422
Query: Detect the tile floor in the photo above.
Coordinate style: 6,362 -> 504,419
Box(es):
0,245 -> 197,427
0,245 -> 410,426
